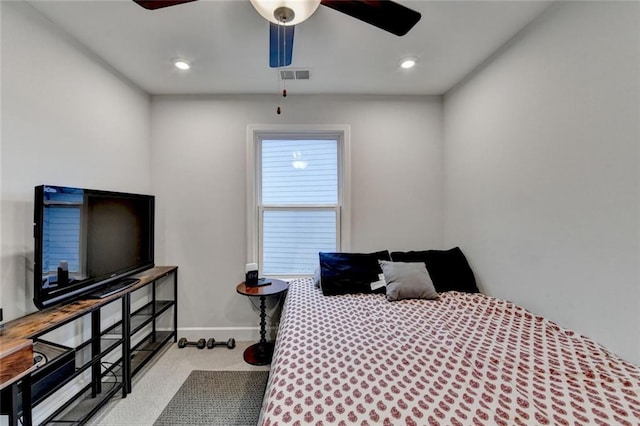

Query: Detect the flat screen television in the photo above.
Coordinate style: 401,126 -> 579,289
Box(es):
33,185 -> 155,309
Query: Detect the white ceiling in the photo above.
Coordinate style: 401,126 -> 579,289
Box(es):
26,0 -> 551,95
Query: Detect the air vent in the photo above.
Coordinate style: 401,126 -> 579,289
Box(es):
280,69 -> 311,80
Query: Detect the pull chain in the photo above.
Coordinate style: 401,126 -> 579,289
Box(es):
276,20 -> 282,114
275,18 -> 289,114
282,22 -> 287,100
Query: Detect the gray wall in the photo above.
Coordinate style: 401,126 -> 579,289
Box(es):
150,94 -> 444,338
443,1 -> 640,364
1,1 -> 151,321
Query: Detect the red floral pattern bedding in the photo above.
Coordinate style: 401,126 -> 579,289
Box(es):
259,278 -> 640,426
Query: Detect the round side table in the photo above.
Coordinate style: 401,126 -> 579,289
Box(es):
236,279 -> 289,365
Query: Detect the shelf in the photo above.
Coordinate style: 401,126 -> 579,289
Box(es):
1,266 -> 178,426
30,336 -> 123,410
106,300 -> 174,336
131,330 -> 174,376
131,300 -> 174,334
43,378 -> 123,425
74,337 -> 123,372
77,326 -> 122,351
102,319 -> 124,336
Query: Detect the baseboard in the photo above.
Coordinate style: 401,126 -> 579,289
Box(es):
174,326 -> 279,342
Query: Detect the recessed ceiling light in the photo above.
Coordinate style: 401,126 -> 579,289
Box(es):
400,58 -> 416,69
174,59 -> 191,71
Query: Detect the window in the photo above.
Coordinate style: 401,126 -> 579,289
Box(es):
247,125 -> 351,277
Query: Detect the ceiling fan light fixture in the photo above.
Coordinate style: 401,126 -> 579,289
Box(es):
250,0 -> 321,25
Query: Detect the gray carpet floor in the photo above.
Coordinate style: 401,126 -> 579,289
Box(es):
153,370 -> 269,425
86,342 -> 270,425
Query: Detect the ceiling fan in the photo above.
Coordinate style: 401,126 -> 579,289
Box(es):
133,0 -> 421,68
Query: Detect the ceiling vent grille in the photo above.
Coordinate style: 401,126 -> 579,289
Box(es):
280,69 -> 311,80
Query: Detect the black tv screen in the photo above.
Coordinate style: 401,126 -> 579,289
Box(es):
34,185 -> 154,309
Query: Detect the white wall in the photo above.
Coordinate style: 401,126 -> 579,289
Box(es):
0,0 -> 443,341
150,94 -> 443,338
5,0 -> 637,370
443,1 -> 640,364
0,1 -> 151,321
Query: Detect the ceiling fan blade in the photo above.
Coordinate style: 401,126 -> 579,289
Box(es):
269,23 -> 295,68
133,0 -> 197,10
320,0 -> 421,36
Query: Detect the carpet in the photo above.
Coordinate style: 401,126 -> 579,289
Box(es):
153,370 -> 269,426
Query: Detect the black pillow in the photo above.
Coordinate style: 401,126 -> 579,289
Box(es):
319,251 -> 390,296
390,247 -> 479,293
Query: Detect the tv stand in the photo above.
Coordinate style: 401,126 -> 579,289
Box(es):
86,277 -> 140,299
0,266 -> 178,426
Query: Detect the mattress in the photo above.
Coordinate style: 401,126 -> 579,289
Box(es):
260,278 -> 640,425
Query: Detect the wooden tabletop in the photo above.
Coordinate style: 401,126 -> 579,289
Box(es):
0,338 -> 35,389
0,266 -> 177,390
0,266 -> 177,343
236,279 -> 289,297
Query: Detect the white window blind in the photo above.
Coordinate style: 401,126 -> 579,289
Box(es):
261,139 -> 337,204
262,209 -> 337,275
42,190 -> 85,275
44,205 -> 81,274
259,139 -> 340,275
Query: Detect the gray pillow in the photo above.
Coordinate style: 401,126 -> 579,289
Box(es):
379,260 -> 438,302
313,267 -> 321,288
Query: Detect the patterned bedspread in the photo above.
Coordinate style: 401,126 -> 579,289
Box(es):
259,278 -> 640,426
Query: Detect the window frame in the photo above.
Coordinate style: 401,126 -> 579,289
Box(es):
246,124 -> 351,278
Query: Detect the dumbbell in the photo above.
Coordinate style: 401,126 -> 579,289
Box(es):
177,337 -> 206,349
207,337 -> 236,349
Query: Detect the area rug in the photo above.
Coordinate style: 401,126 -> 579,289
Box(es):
153,370 -> 269,426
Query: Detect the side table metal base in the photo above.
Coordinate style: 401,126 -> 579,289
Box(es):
236,279 -> 289,367
243,342 -> 275,366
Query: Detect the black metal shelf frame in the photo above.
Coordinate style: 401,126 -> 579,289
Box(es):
43,378 -> 123,424
125,274 -> 178,389
34,268 -> 178,425
34,336 -> 124,409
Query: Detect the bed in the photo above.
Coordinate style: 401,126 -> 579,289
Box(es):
259,277 -> 640,425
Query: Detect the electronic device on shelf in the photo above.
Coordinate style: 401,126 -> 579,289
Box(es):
86,277 -> 140,299
245,278 -> 272,288
0,340 -> 75,413
33,185 -> 155,309
255,278 -> 272,287
244,263 -> 272,287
